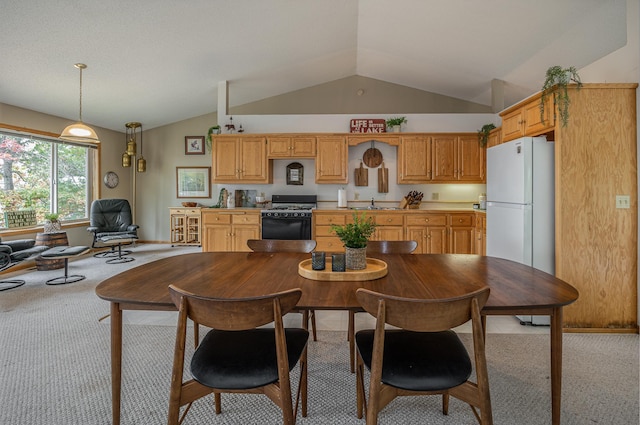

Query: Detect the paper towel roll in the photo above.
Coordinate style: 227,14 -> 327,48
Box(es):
337,189 -> 347,208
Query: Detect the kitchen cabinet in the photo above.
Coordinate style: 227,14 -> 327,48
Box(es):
397,135 -> 432,183
399,133 -> 484,184
474,213 -> 486,256
449,213 -> 475,254
211,136 -> 272,183
501,93 -> 555,142
405,214 -> 448,254
169,207 -> 201,246
316,136 -> 348,184
486,127 -> 502,148
201,210 -> 260,252
313,211 -> 348,252
267,136 -> 316,158
372,213 -> 404,241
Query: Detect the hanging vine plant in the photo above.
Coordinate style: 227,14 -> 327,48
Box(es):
540,66 -> 582,127
477,123 -> 496,147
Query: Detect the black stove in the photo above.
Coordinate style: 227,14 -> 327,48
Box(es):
261,195 -> 316,240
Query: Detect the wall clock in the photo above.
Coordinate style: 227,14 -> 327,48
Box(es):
103,171 -> 119,189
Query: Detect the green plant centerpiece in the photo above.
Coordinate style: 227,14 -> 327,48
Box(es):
386,117 -> 407,132
206,125 -> 221,151
540,65 -> 582,127
331,212 -> 377,270
43,213 -> 61,233
477,123 -> 496,147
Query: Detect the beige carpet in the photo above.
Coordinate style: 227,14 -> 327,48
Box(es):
0,244 -> 638,424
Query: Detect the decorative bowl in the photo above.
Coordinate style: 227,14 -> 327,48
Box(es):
181,202 -> 197,207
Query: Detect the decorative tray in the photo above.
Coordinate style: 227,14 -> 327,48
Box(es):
298,258 -> 388,281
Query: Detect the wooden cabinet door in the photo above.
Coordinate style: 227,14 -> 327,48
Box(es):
425,227 -> 448,253
373,226 -> 404,241
406,227 -> 427,254
398,136 -> 431,183
431,136 -> 457,181
523,95 -> 555,135
291,137 -> 316,157
267,137 -> 291,157
501,109 -> 525,142
458,135 -> 485,182
450,227 -> 474,254
233,225 -> 260,252
203,225 -> 231,252
316,137 -> 347,183
212,137 -> 240,181
486,128 -> 502,148
240,137 -> 268,182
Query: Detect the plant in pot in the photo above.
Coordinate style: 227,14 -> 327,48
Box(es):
386,117 -> 407,132
540,65 -> 582,127
43,213 -> 61,233
331,212 -> 377,270
206,125 -> 221,151
477,123 -> 496,147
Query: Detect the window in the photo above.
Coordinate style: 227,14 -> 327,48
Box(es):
0,130 -> 97,229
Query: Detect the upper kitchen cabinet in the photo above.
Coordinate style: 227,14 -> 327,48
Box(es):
501,92 -> 555,142
398,135 -> 431,183
316,136 -> 348,184
267,136 -> 316,158
211,136 -> 272,183
347,134 -> 401,146
457,135 -> 485,182
486,127 -> 502,148
431,135 -> 457,181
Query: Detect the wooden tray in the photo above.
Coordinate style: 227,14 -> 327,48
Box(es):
298,258 -> 387,281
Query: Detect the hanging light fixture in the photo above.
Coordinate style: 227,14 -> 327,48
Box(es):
59,63 -> 100,143
122,122 -> 146,172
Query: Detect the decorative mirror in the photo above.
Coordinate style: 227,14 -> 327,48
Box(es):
286,162 -> 304,185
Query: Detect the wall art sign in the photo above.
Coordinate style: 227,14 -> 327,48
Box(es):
4,210 -> 37,228
349,119 -> 386,133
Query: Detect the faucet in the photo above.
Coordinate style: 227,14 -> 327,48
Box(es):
368,198 -> 377,209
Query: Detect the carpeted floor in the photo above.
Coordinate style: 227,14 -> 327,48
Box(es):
0,244 -> 638,424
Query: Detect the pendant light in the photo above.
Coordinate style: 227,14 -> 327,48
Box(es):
59,63 -> 100,143
122,122 -> 146,173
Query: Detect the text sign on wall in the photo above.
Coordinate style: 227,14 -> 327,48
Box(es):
4,210 -> 37,228
349,119 -> 386,133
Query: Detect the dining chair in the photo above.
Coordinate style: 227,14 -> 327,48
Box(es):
346,239 -> 418,372
167,285 -> 309,425
354,286 -> 492,425
247,239 -> 319,341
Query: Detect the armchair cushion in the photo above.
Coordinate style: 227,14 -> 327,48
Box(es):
88,199 -> 139,247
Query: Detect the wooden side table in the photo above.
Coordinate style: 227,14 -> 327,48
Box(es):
35,231 -> 68,270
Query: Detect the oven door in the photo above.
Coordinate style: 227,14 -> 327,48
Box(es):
261,216 -> 312,240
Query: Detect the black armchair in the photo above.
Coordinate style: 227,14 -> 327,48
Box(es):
0,238 -> 50,291
87,199 -> 139,264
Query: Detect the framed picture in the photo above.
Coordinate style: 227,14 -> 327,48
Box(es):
185,136 -> 205,155
176,167 -> 211,198
286,162 -> 304,185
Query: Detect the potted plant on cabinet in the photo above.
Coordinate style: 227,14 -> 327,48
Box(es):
331,212 -> 377,270
477,123 -> 496,147
540,65 -> 582,127
386,117 -> 407,132
43,213 -> 61,233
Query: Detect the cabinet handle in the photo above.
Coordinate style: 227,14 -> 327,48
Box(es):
387,218 -> 392,223
425,218 -> 429,222
459,219 -> 463,223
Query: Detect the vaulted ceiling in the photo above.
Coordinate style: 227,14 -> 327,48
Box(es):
1,0 -> 630,131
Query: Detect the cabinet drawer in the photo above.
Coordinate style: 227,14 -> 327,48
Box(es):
232,214 -> 260,225
375,214 -> 403,226
202,212 -> 232,225
315,226 -> 337,237
405,214 -> 447,226
315,214 -> 346,225
315,237 -> 344,252
449,214 -> 474,227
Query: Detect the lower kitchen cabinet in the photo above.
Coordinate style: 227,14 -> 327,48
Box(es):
405,214 -> 448,254
201,210 -> 260,252
449,213 -> 475,254
372,213 -> 404,241
475,213 -> 486,255
313,211 -> 348,252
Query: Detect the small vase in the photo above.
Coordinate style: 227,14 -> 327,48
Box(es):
44,221 -> 61,233
345,246 -> 367,270
392,125 -> 401,133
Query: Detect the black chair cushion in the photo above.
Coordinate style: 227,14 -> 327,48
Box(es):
356,329 -> 472,392
191,328 -> 309,390
89,199 -> 137,233
9,244 -> 49,261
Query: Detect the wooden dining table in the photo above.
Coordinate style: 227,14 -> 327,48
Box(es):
95,252 -> 578,425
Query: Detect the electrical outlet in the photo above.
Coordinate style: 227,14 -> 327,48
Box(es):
615,195 -> 630,209
432,192 -> 439,200
354,192 -> 359,201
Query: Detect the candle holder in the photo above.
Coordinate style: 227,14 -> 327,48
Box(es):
311,251 -> 326,270
332,253 -> 346,272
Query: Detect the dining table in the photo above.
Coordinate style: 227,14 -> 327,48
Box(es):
95,252 -> 578,425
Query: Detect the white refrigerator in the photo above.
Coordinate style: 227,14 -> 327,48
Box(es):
486,136 -> 554,326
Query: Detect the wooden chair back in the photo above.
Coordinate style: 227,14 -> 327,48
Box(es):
169,285 -> 302,330
365,240 -> 418,254
356,287 -> 489,332
247,239 -> 317,253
